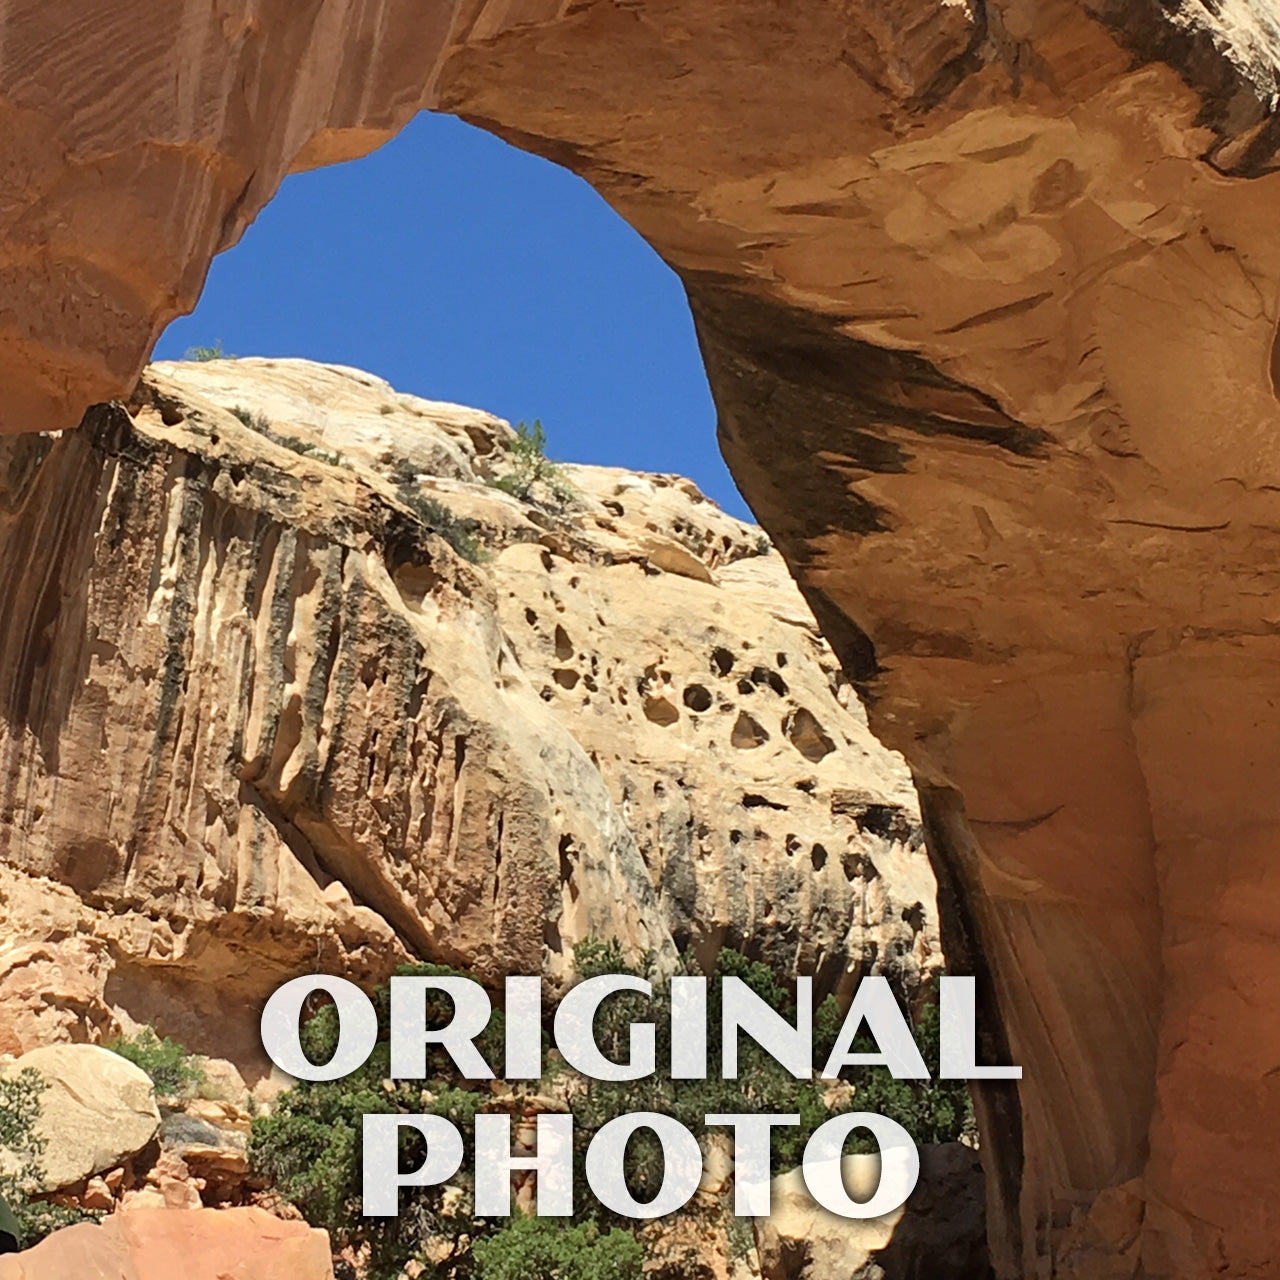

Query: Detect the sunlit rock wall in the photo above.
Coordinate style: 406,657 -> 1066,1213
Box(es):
0,358 -> 934,1082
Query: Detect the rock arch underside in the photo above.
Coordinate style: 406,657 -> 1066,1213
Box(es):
4,1 -> 1280,1276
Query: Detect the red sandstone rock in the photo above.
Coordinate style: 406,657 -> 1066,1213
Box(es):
0,1207 -> 334,1280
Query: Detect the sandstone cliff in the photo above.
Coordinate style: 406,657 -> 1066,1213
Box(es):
0,357 -> 935,1078
2,2 -> 1279,1275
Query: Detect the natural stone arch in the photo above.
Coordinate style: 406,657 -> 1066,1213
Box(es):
5,3 -> 1280,1276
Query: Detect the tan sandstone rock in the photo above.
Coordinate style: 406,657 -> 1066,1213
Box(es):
0,1206 -> 334,1280
191,1058 -> 250,1108
754,1143 -> 986,1280
0,935 -> 115,1057
0,1045 -> 159,1192
0,358 -> 934,1085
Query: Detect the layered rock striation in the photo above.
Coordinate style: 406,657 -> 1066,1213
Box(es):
2,2 -> 1280,1275
0,357 -> 935,1076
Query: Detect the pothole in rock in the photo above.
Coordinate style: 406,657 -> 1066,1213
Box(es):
784,707 -> 835,762
742,793 -> 787,810
683,684 -> 713,712
643,695 -> 680,727
750,666 -> 788,696
730,710 -> 769,749
710,646 -> 735,677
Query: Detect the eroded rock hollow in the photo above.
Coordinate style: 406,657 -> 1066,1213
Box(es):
2,1 -> 1279,1276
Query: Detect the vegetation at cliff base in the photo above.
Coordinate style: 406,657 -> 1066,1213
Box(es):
105,1026 -> 203,1097
471,1215 -> 643,1280
249,944 -> 972,1280
251,963 -> 498,1280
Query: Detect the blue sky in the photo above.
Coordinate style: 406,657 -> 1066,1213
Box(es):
156,112 -> 750,519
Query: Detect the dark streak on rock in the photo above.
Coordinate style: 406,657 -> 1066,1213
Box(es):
687,280 -> 1046,547
1086,0 -> 1280,175
916,780 -> 1024,1279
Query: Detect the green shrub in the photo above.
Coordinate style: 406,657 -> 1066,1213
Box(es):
0,1070 -> 45,1215
472,1215 -> 643,1280
11,1201 -> 100,1247
488,420 -> 572,506
229,405 -> 343,465
105,1027 -> 202,1097
230,404 -> 271,433
251,963 -> 503,1280
249,948 -> 972,1280
398,488 -> 486,564
185,339 -> 233,361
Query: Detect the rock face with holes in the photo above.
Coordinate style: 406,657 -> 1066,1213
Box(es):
4,2 -> 1280,1275
485,469 -> 936,1000
0,357 -> 936,1079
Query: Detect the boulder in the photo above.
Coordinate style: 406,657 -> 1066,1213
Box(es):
1,1046 -> 159,1191
0,1206 -> 334,1280
191,1059 -> 249,1108
0,937 -> 116,1058
754,1143 -> 986,1280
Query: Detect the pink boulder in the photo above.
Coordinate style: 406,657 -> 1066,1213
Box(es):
0,1207 -> 334,1280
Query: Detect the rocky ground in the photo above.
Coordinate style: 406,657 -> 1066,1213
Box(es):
0,1037 -> 986,1280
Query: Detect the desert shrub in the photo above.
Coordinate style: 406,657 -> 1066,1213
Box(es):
251,963 -> 504,1280
0,1070 -> 101,1250
230,404 -> 271,433
472,1215 -> 643,1280
488,420 -> 572,506
398,488 -> 486,564
0,1071 -> 45,1214
230,405 -> 343,465
282,436 -> 342,465
10,1201 -> 100,1247
834,986 -> 976,1148
185,339 -> 233,361
105,1027 -> 203,1097
250,947 -> 971,1279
